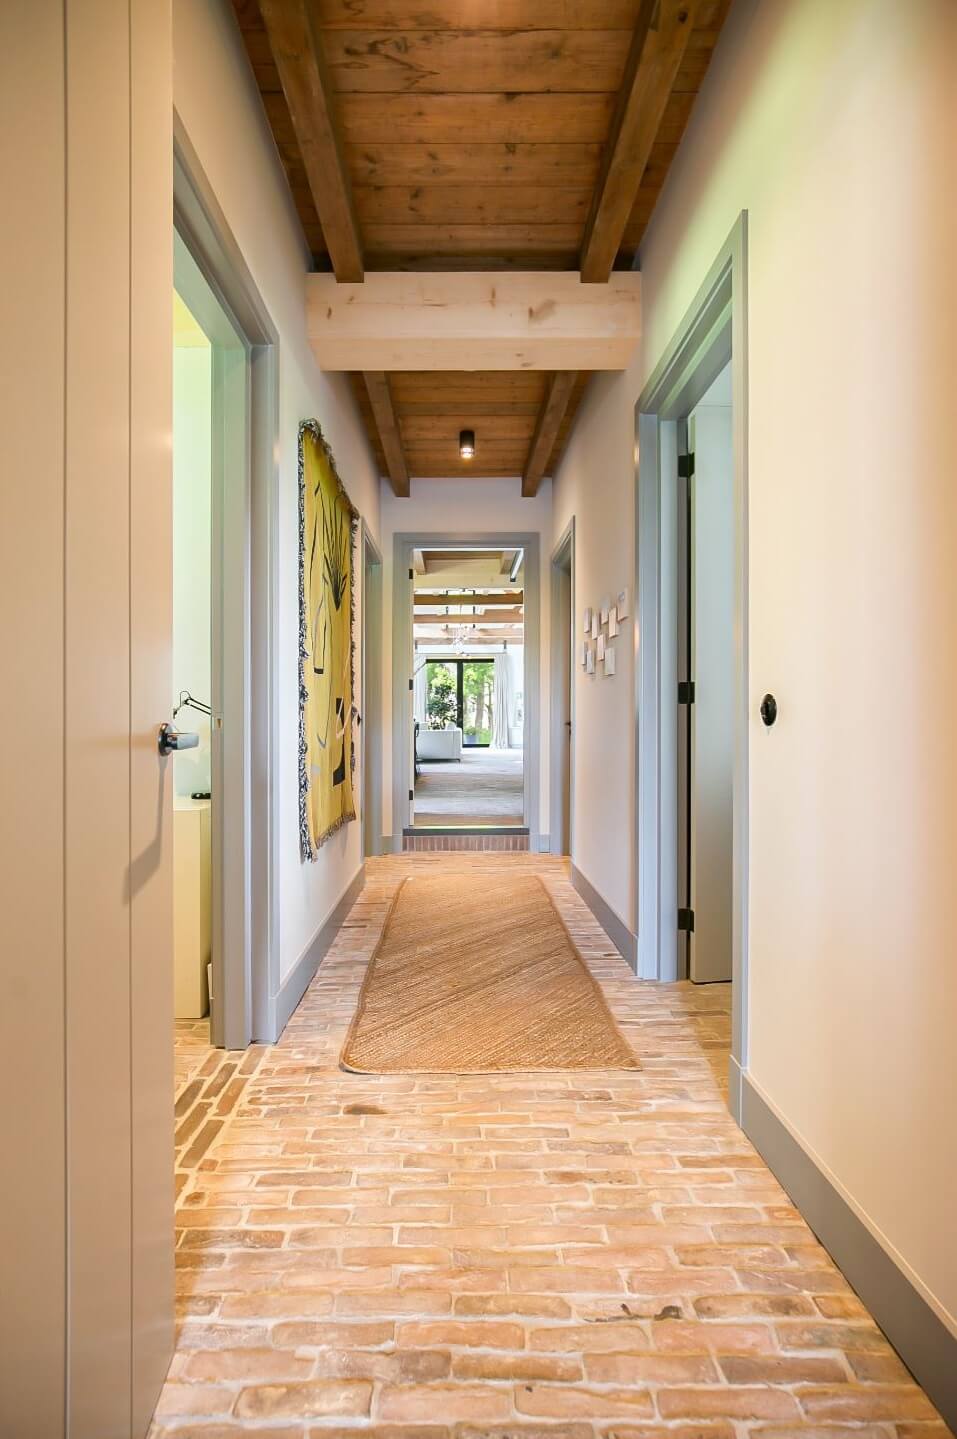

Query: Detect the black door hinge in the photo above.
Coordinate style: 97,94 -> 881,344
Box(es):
677,907 -> 695,933
409,677 -> 414,691
408,789 -> 414,801
678,452 -> 695,479
678,680 -> 695,704
409,567 -> 414,580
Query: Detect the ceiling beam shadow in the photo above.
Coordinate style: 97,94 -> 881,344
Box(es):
522,372 -> 577,498
580,0 -> 699,283
363,372 -> 410,497
258,0 -> 364,282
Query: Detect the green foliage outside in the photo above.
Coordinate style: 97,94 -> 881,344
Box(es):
424,658 -> 495,743
462,659 -> 494,744
425,663 -> 456,729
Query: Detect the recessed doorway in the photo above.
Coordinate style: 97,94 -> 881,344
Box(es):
634,215 -> 749,1117
411,547 -> 525,829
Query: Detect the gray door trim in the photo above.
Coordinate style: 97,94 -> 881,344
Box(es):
634,211 -> 750,1115
549,520 -> 575,857
391,532 -> 541,848
361,525 -> 384,858
173,112 -> 281,1047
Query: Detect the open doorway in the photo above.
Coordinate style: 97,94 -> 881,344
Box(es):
411,547 -> 525,828
635,215 -> 749,1117
172,232 -> 252,1052
171,124 -> 280,1048
676,365 -> 734,983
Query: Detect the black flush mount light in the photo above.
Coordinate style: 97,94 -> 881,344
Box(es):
459,428 -> 475,460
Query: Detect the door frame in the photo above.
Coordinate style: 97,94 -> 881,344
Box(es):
173,114 -> 280,1047
634,212 -> 750,1117
549,519 -> 576,856
391,532 -> 541,847
361,524 -> 384,858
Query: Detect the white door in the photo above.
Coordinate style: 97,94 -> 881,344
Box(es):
689,401 -> 735,983
0,2 -> 175,1434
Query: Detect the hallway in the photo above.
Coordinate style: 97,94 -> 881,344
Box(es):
153,855 -> 945,1436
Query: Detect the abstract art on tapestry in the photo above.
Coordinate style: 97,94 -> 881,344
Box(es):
298,419 -> 358,859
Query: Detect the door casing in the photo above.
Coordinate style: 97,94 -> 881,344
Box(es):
550,519 -> 576,856
361,525 -> 384,857
391,533 -> 541,847
634,212 -> 750,1118
173,115 -> 281,1046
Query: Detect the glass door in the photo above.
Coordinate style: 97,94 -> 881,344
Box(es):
422,657 -> 495,747
461,659 -> 494,747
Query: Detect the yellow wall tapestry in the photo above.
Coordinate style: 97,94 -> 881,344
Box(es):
299,419 -> 358,859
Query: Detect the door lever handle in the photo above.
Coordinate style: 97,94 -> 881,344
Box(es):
158,722 -> 199,755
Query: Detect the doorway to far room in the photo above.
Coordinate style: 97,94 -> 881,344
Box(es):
412,547 -> 525,828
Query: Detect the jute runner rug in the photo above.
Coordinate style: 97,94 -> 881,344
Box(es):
340,873 -> 639,1073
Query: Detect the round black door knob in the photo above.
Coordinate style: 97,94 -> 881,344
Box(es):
760,693 -> 778,727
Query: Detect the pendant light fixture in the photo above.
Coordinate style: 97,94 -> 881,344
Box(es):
459,428 -> 475,460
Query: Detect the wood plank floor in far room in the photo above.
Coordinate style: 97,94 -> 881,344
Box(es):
154,854 -> 950,1437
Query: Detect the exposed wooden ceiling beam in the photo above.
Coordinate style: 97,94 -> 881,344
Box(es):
363,372 -> 410,497
522,372 -> 577,498
257,0 -> 364,282
307,271 -> 641,371
580,0 -> 700,283
412,548 -> 426,574
415,591 -> 523,608
415,608 -> 525,625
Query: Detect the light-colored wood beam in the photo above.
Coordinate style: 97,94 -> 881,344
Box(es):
363,372 -> 410,498
415,608 -> 524,625
307,271 -> 640,371
580,0 -> 699,283
258,0 -> 364,282
522,372 -> 577,498
414,591 -> 523,608
412,548 -> 426,574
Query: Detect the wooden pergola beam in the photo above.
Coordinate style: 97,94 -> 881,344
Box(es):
414,591 -> 523,608
414,608 -> 524,624
363,372 -> 410,497
522,372 -> 576,498
580,0 -> 699,283
258,0 -> 364,282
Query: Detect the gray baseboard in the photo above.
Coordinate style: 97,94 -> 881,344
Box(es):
274,864 -> 366,1037
381,834 -> 403,854
570,863 -> 638,972
741,1073 -> 957,1434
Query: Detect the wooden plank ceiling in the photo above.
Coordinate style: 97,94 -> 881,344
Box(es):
232,0 -> 731,491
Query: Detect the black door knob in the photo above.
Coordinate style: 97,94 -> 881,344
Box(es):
760,693 -> 778,727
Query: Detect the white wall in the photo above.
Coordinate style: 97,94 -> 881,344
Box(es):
172,343 -> 212,798
380,478 -> 551,838
173,0 -> 381,981
556,0 -> 957,1338
552,370 -> 638,929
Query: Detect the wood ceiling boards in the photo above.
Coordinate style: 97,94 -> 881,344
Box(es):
232,0 -> 731,489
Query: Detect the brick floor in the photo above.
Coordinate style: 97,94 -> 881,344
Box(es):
152,854 -> 951,1437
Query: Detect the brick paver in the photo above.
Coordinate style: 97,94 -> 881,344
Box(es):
153,854 -> 951,1437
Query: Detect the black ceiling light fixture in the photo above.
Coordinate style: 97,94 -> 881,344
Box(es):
459,428 -> 475,460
